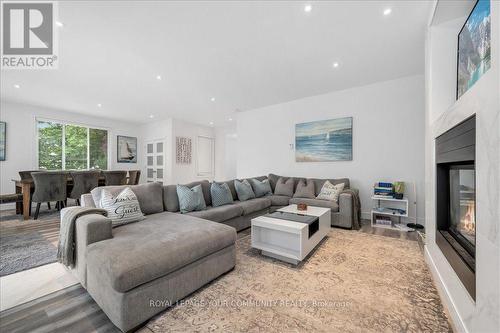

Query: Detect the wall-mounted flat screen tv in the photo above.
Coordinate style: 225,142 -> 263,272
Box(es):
457,0 -> 491,99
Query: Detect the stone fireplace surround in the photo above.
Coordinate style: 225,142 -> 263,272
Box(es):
424,1 -> 499,331
435,115 -> 476,300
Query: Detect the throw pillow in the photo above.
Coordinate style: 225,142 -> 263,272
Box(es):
274,177 -> 294,197
250,178 -> 272,197
293,179 -> 315,198
316,181 -> 345,202
100,187 -> 144,227
177,184 -> 206,213
211,182 -> 234,207
234,179 -> 256,201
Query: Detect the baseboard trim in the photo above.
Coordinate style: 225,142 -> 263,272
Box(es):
424,245 -> 468,333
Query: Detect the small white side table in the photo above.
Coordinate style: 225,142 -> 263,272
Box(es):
371,196 -> 412,231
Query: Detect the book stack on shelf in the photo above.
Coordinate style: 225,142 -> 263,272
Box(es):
374,216 -> 392,226
373,182 -> 394,198
371,181 -> 412,231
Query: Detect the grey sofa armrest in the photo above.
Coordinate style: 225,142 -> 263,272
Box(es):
74,214 -> 112,288
80,193 -> 96,208
336,189 -> 358,228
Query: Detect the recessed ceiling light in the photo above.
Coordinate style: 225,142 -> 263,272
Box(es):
97,103 -> 102,108
383,8 -> 392,16
55,21 -> 64,27
156,75 -> 162,80
210,97 -> 216,102
209,121 -> 214,126
304,4 -> 312,13
149,114 -> 154,119
228,118 -> 233,121
332,62 -> 340,68
13,84 -> 20,89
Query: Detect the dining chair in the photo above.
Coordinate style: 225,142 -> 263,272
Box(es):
128,170 -> 141,185
18,170 -> 39,215
31,172 -> 67,220
69,171 -> 101,205
19,170 -> 39,180
102,170 -> 128,186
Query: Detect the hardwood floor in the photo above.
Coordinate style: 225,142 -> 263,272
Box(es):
0,207 -> 62,247
0,284 -> 120,333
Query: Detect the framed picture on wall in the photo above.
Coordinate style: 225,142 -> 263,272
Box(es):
457,0 -> 491,99
295,117 -> 352,162
0,122 -> 5,161
176,136 -> 192,164
117,135 -> 137,163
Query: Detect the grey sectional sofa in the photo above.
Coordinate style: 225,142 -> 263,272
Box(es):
75,174 -> 358,331
159,174 -> 357,230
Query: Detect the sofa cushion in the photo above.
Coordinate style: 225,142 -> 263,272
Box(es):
100,187 -> 145,226
312,178 -> 350,196
234,197 -> 271,215
267,195 -> 290,206
225,180 -> 238,201
177,184 -> 206,213
86,212 -> 236,293
268,174 -> 305,192
316,181 -> 345,202
234,179 -> 256,201
91,182 -> 164,215
293,179 -> 315,199
274,178 -> 294,196
210,182 -> 234,207
186,204 -> 243,222
249,178 -> 272,198
163,180 -> 211,212
289,197 -> 339,212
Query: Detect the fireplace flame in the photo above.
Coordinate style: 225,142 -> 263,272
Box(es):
461,202 -> 475,233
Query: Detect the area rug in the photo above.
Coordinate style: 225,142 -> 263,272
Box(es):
147,229 -> 452,332
0,231 -> 57,277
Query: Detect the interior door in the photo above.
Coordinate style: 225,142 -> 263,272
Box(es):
146,139 -> 165,184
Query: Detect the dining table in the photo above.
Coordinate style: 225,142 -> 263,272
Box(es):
12,175 -> 108,220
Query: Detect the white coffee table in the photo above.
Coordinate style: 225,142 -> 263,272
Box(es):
251,204 -> 331,265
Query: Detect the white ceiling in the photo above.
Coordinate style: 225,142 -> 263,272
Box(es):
1,1 -> 433,126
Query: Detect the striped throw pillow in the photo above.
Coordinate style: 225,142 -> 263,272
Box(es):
100,187 -> 144,227
316,181 -> 345,202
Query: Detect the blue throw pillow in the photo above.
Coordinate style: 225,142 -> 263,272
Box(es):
234,179 -> 256,201
250,178 -> 272,197
211,182 -> 234,207
176,184 -> 206,213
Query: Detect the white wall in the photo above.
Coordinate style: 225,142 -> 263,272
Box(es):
214,125 -> 237,181
424,1 -> 500,332
236,75 -> 425,223
171,119 -> 215,184
139,118 -> 216,185
0,101 -> 143,197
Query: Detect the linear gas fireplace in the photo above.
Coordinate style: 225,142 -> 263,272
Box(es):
436,115 -> 476,300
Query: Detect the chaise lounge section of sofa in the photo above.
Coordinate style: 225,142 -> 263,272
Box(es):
75,182 -> 237,332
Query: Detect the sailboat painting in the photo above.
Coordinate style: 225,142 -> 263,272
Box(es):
295,117 -> 352,162
117,136 -> 137,163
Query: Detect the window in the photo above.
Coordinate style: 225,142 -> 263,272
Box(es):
37,120 -> 108,170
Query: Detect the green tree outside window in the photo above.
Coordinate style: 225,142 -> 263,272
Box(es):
37,120 -> 108,170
